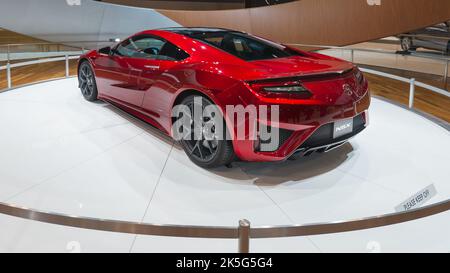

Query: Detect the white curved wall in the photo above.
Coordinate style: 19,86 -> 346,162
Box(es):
0,0 -> 180,46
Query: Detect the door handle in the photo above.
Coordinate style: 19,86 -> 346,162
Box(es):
144,65 -> 160,70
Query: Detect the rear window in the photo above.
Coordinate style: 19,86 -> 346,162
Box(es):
188,31 -> 302,61
115,34 -> 189,61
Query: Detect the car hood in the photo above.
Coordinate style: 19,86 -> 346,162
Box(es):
245,56 -> 354,81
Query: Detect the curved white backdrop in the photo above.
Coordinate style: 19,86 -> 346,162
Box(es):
0,0 -> 180,45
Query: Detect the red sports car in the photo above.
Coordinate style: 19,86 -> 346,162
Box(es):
78,28 -> 370,168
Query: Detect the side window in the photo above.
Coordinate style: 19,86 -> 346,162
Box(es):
158,42 -> 190,61
115,39 -> 133,57
115,35 -> 165,59
192,32 -> 295,61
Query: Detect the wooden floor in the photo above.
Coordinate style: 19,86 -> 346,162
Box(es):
0,60 -> 78,90
366,73 -> 450,122
0,64 -> 448,122
361,64 -> 450,91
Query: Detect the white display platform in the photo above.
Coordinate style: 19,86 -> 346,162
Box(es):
0,78 -> 448,253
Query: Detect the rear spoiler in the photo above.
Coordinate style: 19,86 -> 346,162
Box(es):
246,68 -> 354,85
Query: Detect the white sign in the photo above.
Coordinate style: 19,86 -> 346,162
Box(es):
367,0 -> 381,6
395,184 -> 437,212
66,0 -> 81,6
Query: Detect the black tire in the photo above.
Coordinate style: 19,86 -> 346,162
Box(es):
176,95 -> 235,168
78,61 -> 98,101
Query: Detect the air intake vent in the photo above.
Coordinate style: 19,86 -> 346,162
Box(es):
257,127 -> 293,152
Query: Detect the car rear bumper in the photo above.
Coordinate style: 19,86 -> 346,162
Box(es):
232,91 -> 370,162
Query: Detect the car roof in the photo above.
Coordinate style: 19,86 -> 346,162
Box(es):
159,27 -> 243,36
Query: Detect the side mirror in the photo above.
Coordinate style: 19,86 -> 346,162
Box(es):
98,46 -> 112,55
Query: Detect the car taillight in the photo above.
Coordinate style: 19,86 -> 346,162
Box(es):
262,85 -> 310,93
248,80 -> 312,99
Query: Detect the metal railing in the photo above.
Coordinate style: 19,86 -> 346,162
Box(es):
0,41 -> 449,252
0,55 -> 80,89
399,33 -> 450,42
360,67 -> 450,109
2,41 -> 449,108
0,40 -> 118,53
287,43 -> 450,109
287,43 -> 450,78
0,40 -> 115,90
0,199 -> 449,253
1,40 -> 450,101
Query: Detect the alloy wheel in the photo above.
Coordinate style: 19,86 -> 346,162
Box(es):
182,99 -> 220,163
79,64 -> 94,97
